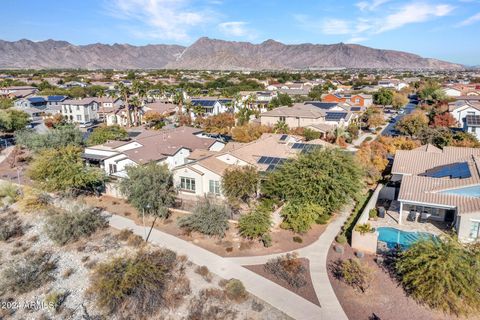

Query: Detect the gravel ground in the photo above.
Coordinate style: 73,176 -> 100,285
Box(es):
0,200 -> 291,320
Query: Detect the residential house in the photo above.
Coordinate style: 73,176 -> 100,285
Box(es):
322,93 -> 373,107
189,98 -> 232,118
94,97 -> 125,124
0,86 -> 38,99
392,145 -> 480,243
83,126 -> 225,177
172,133 -> 331,198
377,79 -> 408,91
14,95 -> 67,110
449,100 -> 480,129
443,84 -> 480,97
61,98 -> 99,126
259,102 -> 355,136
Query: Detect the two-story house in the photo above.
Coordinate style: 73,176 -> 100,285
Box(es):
61,98 -> 99,126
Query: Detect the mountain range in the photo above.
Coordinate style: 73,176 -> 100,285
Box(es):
0,37 -> 463,70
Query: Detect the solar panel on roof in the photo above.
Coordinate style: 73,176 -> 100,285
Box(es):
279,134 -> 288,141
306,102 -> 338,110
292,143 -> 305,149
325,112 -> 347,121
351,107 -> 361,111
424,162 -> 471,179
191,100 -> 216,107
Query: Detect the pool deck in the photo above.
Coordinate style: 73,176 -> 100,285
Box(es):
369,201 -> 448,237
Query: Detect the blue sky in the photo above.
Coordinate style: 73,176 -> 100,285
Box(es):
2,0 -> 480,65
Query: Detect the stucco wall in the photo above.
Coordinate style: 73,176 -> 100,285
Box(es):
457,212 -> 480,243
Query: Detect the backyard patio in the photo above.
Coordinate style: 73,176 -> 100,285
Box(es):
370,200 -> 450,237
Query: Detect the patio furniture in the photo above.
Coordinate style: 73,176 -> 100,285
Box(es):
407,210 -> 417,222
420,211 -> 431,223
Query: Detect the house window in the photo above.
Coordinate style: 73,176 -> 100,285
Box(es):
76,115 -> 82,121
209,180 -> 220,195
472,127 -> 477,133
470,220 -> 480,239
76,105 -> 80,111
279,116 -> 286,122
109,163 -> 117,174
180,177 -> 196,192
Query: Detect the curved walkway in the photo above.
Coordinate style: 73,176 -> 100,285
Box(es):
226,206 -> 351,320
108,214 -> 323,320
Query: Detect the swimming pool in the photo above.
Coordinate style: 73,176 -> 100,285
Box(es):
377,227 -> 436,249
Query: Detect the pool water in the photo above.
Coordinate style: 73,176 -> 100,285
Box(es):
377,227 -> 436,249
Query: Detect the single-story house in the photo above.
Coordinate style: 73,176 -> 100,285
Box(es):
392,145 -> 480,243
172,133 -> 331,198
259,102 -> 355,131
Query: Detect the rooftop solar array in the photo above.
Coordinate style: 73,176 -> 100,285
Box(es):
466,114 -> 480,126
325,112 -> 348,121
291,143 -> 323,153
28,97 -> 46,103
306,102 -> 338,110
424,162 -> 471,179
279,134 -> 288,141
47,95 -> 67,102
191,100 -> 216,107
257,156 -> 286,165
351,107 -> 362,112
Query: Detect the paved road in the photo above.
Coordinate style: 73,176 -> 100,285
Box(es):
381,102 -> 417,136
108,214 -> 325,320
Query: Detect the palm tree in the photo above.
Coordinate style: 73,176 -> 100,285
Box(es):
132,80 -> 147,126
97,88 -> 106,123
173,91 -> 184,123
273,120 -> 289,134
115,82 -> 132,128
130,96 -> 141,127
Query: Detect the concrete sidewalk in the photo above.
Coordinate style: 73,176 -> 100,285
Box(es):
108,214 -> 325,320
226,207 -> 351,320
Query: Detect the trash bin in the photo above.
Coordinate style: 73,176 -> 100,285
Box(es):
378,206 -> 385,218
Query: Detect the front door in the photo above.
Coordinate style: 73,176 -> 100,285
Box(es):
445,210 -> 455,223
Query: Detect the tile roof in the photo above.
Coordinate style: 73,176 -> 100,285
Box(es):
63,98 -> 98,105
395,146 -> 480,214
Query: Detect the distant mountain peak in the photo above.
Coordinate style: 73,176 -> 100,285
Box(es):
0,37 -> 463,70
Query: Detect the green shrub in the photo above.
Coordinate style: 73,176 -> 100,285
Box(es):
396,238 -> 480,316
44,206 -> 108,245
224,279 -> 247,302
264,253 -> 307,288
0,183 -> 19,204
292,236 -> 303,243
178,198 -> 230,237
336,234 -> 347,244
261,234 -> 272,247
90,249 -> 177,316
316,214 -> 330,224
238,208 -> 272,239
369,208 -> 378,220
364,136 -> 373,142
45,290 -> 68,312
281,201 -> 324,233
355,223 -> 374,235
1,251 -> 57,294
331,258 -> 372,293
